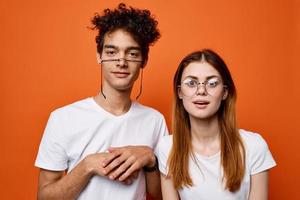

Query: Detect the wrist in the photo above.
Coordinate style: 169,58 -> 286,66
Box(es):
82,155 -> 95,177
143,155 -> 158,173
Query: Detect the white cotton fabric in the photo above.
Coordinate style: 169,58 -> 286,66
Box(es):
156,129 -> 276,200
35,97 -> 168,200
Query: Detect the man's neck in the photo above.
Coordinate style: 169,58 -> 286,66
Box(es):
94,87 -> 132,116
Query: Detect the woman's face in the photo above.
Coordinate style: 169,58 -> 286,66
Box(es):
178,61 -> 228,120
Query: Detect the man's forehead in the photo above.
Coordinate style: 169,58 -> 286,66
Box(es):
103,29 -> 141,50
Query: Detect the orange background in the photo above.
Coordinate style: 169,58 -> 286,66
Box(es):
1,0 -> 299,199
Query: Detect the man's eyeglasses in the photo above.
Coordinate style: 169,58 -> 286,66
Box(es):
179,77 -> 226,97
101,58 -> 142,64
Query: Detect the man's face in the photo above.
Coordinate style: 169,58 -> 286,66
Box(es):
98,29 -> 143,92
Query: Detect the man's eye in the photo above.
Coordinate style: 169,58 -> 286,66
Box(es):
105,50 -> 116,56
128,51 -> 139,57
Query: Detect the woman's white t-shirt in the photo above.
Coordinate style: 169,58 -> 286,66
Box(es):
156,129 -> 276,200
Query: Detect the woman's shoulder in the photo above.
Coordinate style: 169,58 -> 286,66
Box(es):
239,129 -> 276,174
239,129 -> 272,158
239,129 -> 268,147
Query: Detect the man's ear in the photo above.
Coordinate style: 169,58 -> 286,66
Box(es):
96,52 -> 101,64
222,87 -> 228,100
141,59 -> 147,69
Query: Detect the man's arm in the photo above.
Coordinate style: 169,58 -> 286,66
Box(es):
37,153 -> 109,200
145,168 -> 162,200
248,170 -> 269,200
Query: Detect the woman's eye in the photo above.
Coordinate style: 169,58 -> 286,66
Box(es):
184,79 -> 197,87
207,79 -> 219,87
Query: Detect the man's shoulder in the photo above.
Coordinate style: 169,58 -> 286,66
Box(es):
51,97 -> 94,117
133,102 -> 164,119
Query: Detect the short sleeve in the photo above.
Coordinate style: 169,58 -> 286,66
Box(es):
35,112 -> 68,171
155,136 -> 172,176
248,133 -> 276,175
153,114 -> 169,151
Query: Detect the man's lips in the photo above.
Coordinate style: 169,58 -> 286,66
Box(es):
112,71 -> 130,78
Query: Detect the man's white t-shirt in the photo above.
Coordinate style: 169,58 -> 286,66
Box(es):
35,97 -> 168,200
156,129 -> 276,200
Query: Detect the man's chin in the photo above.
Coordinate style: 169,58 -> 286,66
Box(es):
115,85 -> 134,92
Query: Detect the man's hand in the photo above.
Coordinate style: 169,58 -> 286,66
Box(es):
120,171 -> 139,185
83,152 -> 111,177
84,152 -> 140,185
102,146 -> 156,182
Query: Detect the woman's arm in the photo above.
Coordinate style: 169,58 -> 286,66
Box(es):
248,170 -> 269,200
160,173 -> 179,200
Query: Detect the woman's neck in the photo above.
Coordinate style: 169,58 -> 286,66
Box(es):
189,115 -> 221,156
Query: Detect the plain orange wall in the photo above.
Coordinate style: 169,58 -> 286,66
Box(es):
1,0 -> 299,199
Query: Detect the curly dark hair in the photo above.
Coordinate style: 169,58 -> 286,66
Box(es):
91,3 -> 161,67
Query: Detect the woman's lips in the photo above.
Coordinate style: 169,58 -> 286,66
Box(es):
193,100 -> 209,109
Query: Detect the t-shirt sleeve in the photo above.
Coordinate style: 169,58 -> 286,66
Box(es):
249,133 -> 276,175
35,112 -> 68,171
153,114 -> 169,152
156,136 -> 170,176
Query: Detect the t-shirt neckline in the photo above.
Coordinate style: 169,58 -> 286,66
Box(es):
89,97 -> 135,119
194,150 -> 221,160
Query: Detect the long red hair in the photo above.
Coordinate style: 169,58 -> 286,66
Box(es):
168,49 -> 245,192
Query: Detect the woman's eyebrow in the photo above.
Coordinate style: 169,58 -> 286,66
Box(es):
184,75 -> 219,80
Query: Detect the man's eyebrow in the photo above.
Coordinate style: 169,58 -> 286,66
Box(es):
127,47 -> 141,51
103,45 -> 141,51
103,44 -> 118,49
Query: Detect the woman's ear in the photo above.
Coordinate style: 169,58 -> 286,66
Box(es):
178,87 -> 183,99
222,87 -> 228,100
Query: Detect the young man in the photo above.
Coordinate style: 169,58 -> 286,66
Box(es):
35,3 -> 167,200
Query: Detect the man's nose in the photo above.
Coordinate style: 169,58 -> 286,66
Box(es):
117,58 -> 128,67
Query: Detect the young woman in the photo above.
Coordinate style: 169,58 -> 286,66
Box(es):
156,49 -> 276,200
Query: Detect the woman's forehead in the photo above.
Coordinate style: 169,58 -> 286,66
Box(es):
182,61 -> 221,79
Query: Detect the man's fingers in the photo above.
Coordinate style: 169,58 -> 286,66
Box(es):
118,162 -> 140,181
107,155 -> 134,180
121,178 -> 133,185
94,168 -> 108,177
107,146 -> 121,153
132,171 -> 139,179
102,151 -> 121,168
